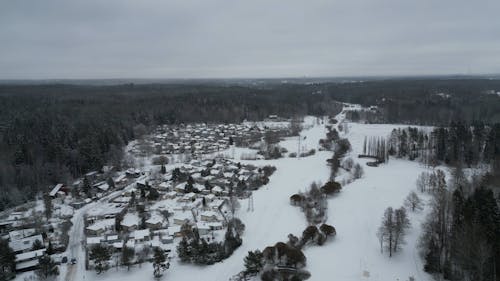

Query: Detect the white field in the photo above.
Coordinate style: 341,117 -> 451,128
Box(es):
24,109 -> 437,281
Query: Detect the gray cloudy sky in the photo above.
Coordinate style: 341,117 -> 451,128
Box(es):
1,0 -> 499,79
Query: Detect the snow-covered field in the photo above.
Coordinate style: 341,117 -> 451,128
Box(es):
307,121 -> 434,281
48,110 -> 436,281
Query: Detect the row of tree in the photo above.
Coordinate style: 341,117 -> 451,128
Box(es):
387,122 -> 500,167
362,136 -> 389,163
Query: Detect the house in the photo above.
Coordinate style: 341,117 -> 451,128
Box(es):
112,241 -> 124,250
114,174 -> 127,184
125,168 -> 141,178
136,179 -> 147,189
195,222 -> 211,235
86,236 -> 104,246
167,225 -> 182,237
85,171 -> 99,182
106,235 -> 119,243
209,199 -> 225,211
86,203 -> 127,221
174,183 -> 186,193
172,212 -> 192,225
160,235 -> 174,244
132,229 -> 150,242
86,219 -> 115,236
121,213 -> 139,231
15,249 -> 46,272
49,184 -> 66,198
200,211 -> 220,222
9,229 -> 36,241
179,192 -> 197,202
207,222 -> 224,230
9,234 -> 44,254
204,194 -> 216,202
94,182 -> 110,192
158,182 -> 170,191
164,191 -> 177,199
211,186 -> 224,196
145,215 -> 164,230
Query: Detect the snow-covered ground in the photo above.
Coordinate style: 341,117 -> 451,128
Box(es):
307,121 -> 434,281
46,109 -> 436,281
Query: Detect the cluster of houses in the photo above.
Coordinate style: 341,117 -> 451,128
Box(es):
83,158 -> 274,269
0,201 -> 73,272
0,118 -> 283,275
129,119 -> 293,158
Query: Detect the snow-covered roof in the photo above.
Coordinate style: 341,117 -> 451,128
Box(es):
212,186 -> 223,193
114,174 -> 126,183
121,213 -> 139,228
132,229 -> 150,240
86,203 -> 126,218
96,183 -> 110,191
16,259 -> 39,270
9,228 -> 36,241
86,219 -> 115,232
9,234 -> 44,253
196,222 -> 211,230
107,235 -> 119,241
200,211 -> 218,218
146,214 -> 163,225
86,236 -> 104,245
49,183 -> 64,197
167,225 -> 181,234
15,249 -> 46,262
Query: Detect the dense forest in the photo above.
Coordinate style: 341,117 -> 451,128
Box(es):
1,78 -> 500,210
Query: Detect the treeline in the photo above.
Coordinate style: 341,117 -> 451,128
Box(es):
388,122 -> 500,167
0,84 -> 342,210
318,78 -> 500,124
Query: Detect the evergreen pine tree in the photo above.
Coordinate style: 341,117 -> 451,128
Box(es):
36,254 -> 59,280
244,250 -> 264,275
89,244 -> 111,274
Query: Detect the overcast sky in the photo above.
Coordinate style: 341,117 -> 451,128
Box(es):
1,0 -> 499,79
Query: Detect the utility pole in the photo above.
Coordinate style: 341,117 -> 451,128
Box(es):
247,193 -> 254,212
298,134 -> 301,159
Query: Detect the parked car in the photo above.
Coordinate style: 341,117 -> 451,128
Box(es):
71,258 -> 77,265
61,256 -> 68,264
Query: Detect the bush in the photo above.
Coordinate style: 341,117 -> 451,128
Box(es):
342,157 -> 354,171
301,226 -> 319,245
262,166 -> 277,177
334,138 -> 352,157
290,194 -> 304,206
152,155 -> 169,165
320,181 -> 342,195
352,163 -> 364,179
319,224 -> 336,236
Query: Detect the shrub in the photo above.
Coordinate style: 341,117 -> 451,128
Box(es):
319,224 -> 336,236
352,163 -> 364,179
290,194 -> 304,206
320,181 -> 342,195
